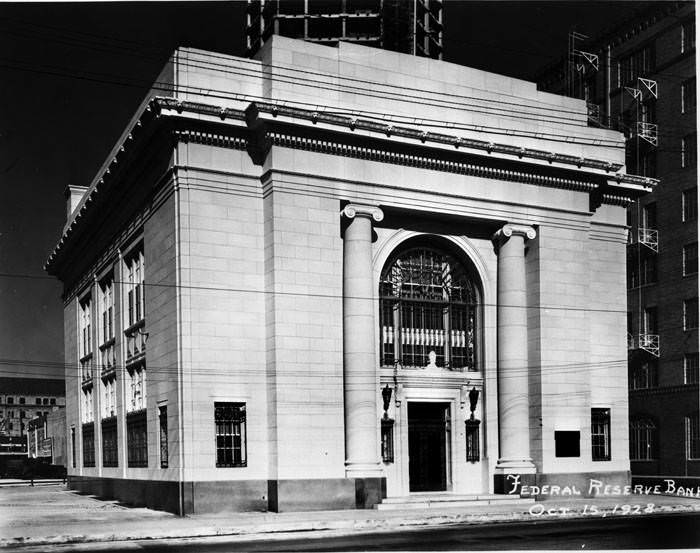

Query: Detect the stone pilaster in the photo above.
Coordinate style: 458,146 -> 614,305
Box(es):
341,204 -> 384,479
492,223 -> 537,488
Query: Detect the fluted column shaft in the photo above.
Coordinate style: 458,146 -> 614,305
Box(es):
493,224 -> 536,471
342,204 -> 384,478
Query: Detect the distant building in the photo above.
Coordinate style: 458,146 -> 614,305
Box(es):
27,409 -> 67,467
45,37 -> 651,514
245,0 -> 443,59
535,2 -> 698,488
0,378 -> 66,442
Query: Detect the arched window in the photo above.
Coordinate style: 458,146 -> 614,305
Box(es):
629,417 -> 656,460
379,244 -> 479,370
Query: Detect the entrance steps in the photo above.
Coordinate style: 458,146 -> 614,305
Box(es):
375,493 -> 534,510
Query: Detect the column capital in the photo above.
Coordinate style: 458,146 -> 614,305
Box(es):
492,224 -> 536,247
341,203 -> 384,223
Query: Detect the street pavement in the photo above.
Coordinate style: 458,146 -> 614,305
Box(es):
1,483 -> 699,550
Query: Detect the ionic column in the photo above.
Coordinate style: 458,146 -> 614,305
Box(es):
492,223 -> 537,475
341,203 -> 384,478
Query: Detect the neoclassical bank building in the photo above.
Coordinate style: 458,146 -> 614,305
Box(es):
45,37 -> 654,514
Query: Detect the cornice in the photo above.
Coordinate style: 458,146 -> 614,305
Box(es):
45,96 -> 656,276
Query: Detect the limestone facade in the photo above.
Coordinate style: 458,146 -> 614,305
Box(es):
45,37 -> 654,514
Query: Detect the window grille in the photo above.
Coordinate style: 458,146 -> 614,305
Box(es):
127,409 -> 148,468
82,422 -> 95,467
686,412 -> 700,459
215,403 -> 246,467
685,354 -> 699,385
630,418 -> 656,461
102,417 -> 118,467
591,408 -> 611,461
381,418 -> 394,463
379,246 -> 478,370
159,405 -> 168,469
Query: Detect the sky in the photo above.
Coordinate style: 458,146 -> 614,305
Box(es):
0,1 -> 663,380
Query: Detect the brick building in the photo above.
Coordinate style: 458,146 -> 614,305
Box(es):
45,37 -> 652,514
536,2 -> 698,487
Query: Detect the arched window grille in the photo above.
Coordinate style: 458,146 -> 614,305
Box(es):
629,418 -> 656,460
379,246 -> 479,370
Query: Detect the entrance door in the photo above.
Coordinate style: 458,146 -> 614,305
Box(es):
408,402 -> 450,492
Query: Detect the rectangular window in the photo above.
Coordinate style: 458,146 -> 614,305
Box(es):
685,353 -> 699,385
591,408 -> 611,461
6,397 -> 12,405
19,397 -> 25,405
642,203 -> 657,229
102,417 -> 118,467
125,250 -> 145,329
71,427 -> 76,468
686,413 -> 700,460
126,364 -> 146,412
684,298 -> 699,330
630,360 -> 657,390
101,376 -> 117,419
124,249 -> 146,367
82,422 -> 95,467
684,243 -> 698,276
683,188 -> 698,222
81,387 -> 94,423
643,306 -> 658,335
682,20 -> 696,54
159,405 -> 168,469
99,276 -> 116,371
126,409 -> 148,468
682,133 -> 697,168
79,295 -> 93,383
629,251 -> 657,288
682,78 -> 696,114
50,398 -> 56,406
555,431 -> 581,457
630,419 -> 656,461
215,402 -> 247,467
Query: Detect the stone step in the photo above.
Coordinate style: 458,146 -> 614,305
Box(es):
375,494 -> 534,510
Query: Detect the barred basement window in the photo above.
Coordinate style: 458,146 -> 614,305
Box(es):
127,409 -> 148,468
591,408 -> 611,461
381,418 -> 394,463
82,422 -> 95,467
630,418 -> 656,461
215,403 -> 246,467
465,419 -> 481,462
159,405 -> 168,469
379,245 -> 479,370
683,188 -> 697,222
102,417 -> 118,467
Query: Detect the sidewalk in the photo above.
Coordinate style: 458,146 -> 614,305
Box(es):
1,484 -> 699,548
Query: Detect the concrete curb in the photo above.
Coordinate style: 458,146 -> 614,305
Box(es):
2,502 -> 700,548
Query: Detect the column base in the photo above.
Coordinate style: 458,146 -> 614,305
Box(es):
494,459 -> 537,496
345,461 -> 384,479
